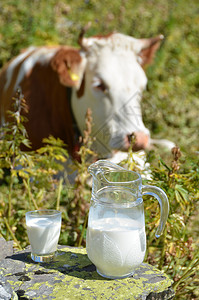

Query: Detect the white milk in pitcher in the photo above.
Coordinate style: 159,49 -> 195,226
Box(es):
26,217 -> 61,255
86,217 -> 146,278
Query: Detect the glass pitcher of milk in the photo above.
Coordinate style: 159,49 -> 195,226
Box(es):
86,160 -> 169,279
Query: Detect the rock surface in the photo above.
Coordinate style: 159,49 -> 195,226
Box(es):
0,244 -> 175,300
0,237 -> 13,260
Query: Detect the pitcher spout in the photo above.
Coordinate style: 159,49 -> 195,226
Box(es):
88,160 -> 126,194
88,160 -> 142,196
88,159 -> 124,176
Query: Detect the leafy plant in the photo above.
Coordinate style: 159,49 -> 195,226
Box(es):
125,146 -> 199,299
68,108 -> 97,247
0,89 -> 68,248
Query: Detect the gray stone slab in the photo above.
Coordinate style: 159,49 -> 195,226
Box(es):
0,245 -> 175,300
0,238 -> 13,260
0,274 -> 14,300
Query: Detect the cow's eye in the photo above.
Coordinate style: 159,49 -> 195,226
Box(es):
92,77 -> 108,94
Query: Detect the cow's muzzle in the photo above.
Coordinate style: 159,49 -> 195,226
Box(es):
126,131 -> 149,151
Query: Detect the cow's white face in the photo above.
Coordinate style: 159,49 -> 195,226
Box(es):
72,33 -> 161,157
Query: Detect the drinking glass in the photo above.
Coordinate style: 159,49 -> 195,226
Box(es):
26,209 -> 62,262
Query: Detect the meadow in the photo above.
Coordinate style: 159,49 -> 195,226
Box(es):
0,0 -> 198,299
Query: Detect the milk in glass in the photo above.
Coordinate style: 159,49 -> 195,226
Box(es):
86,217 -> 146,278
26,217 -> 61,255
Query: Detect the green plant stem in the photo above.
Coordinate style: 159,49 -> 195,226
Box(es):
158,226 -> 167,270
77,196 -> 81,229
172,254 -> 199,291
23,179 -> 39,210
56,178 -> 63,211
78,210 -> 88,247
8,176 -> 13,223
3,217 -> 22,250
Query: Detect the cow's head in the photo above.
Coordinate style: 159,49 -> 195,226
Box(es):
51,32 -> 163,157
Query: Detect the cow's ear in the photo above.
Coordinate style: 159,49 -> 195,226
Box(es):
51,47 -> 87,89
136,35 -> 164,67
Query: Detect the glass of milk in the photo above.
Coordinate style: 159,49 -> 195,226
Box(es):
26,209 -> 62,262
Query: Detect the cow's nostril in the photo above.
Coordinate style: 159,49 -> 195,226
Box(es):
127,133 -> 136,143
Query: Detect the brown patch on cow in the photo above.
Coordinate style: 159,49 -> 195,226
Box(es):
76,73 -> 85,98
0,49 -> 78,155
92,33 -> 114,39
139,36 -> 163,68
51,47 -> 82,87
17,62 -> 76,154
0,48 -> 37,124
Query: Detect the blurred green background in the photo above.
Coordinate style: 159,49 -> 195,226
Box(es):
0,0 -> 198,154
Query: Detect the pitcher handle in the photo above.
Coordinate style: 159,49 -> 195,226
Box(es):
142,185 -> 169,238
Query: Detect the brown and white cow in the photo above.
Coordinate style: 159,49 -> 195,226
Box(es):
0,31 -> 174,160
